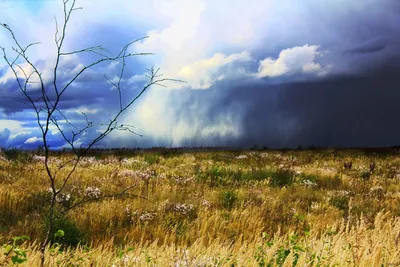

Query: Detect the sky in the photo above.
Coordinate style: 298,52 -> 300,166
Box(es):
0,0 -> 399,149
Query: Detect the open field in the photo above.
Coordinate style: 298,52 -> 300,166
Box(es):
1,149 -> 400,266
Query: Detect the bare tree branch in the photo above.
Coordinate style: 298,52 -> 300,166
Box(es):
1,1 -> 185,266
60,45 -> 109,57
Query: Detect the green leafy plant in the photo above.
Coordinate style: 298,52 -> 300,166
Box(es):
117,246 -> 134,259
255,232 -> 306,267
270,169 -> 294,187
2,236 -> 30,265
144,154 -> 160,165
254,232 -> 273,267
330,195 -> 349,212
45,214 -> 84,248
220,190 -> 238,210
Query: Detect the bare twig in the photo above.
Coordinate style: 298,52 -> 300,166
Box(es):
1,1 -> 185,266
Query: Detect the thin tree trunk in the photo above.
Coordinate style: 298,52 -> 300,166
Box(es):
40,196 -> 55,267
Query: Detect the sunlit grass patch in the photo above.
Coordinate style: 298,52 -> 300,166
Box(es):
1,149 -> 400,265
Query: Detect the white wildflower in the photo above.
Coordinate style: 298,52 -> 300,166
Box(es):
118,169 -> 136,177
85,187 -> 101,198
120,158 -> 131,164
139,212 -> 156,222
55,193 -> 71,203
122,255 -> 129,264
301,179 -> 317,187
33,155 -> 45,163
174,176 -> 194,184
174,203 -> 194,215
202,200 -> 211,208
125,205 -> 131,216
81,157 -> 96,164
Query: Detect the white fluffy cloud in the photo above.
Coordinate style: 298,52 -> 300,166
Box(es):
177,51 -> 252,89
2,0 -> 387,148
0,119 -> 25,136
172,45 -> 330,89
257,45 -> 326,78
66,107 -> 99,115
24,136 -> 41,144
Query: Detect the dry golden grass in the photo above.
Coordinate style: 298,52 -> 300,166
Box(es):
1,149 -> 400,266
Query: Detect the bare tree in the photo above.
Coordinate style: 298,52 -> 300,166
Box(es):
0,0 -> 182,266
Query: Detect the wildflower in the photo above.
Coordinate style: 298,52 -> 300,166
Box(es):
139,212 -> 156,222
118,169 -> 136,177
235,155 -> 248,159
338,190 -> 351,196
173,203 -> 194,215
174,176 -> 194,184
301,179 -> 317,187
310,202 -> 323,211
174,249 -> 190,267
70,185 -> 79,193
122,255 -> 130,264
125,205 -> 131,216
120,158 -> 131,164
81,157 -> 96,164
33,155 -> 46,163
85,187 -> 101,198
55,193 -> 71,203
202,200 -> 211,208
125,170 -> 156,181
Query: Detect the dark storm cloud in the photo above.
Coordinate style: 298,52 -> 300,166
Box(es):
247,65 -> 400,148
344,37 -> 388,55
251,0 -> 400,77
0,65 -> 135,115
1,0 -> 400,148
154,61 -> 400,148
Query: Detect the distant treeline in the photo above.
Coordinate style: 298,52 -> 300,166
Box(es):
2,145 -> 400,156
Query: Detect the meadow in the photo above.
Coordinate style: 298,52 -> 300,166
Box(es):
1,148 -> 400,266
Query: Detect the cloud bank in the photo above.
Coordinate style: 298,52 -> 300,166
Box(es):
0,0 -> 399,148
